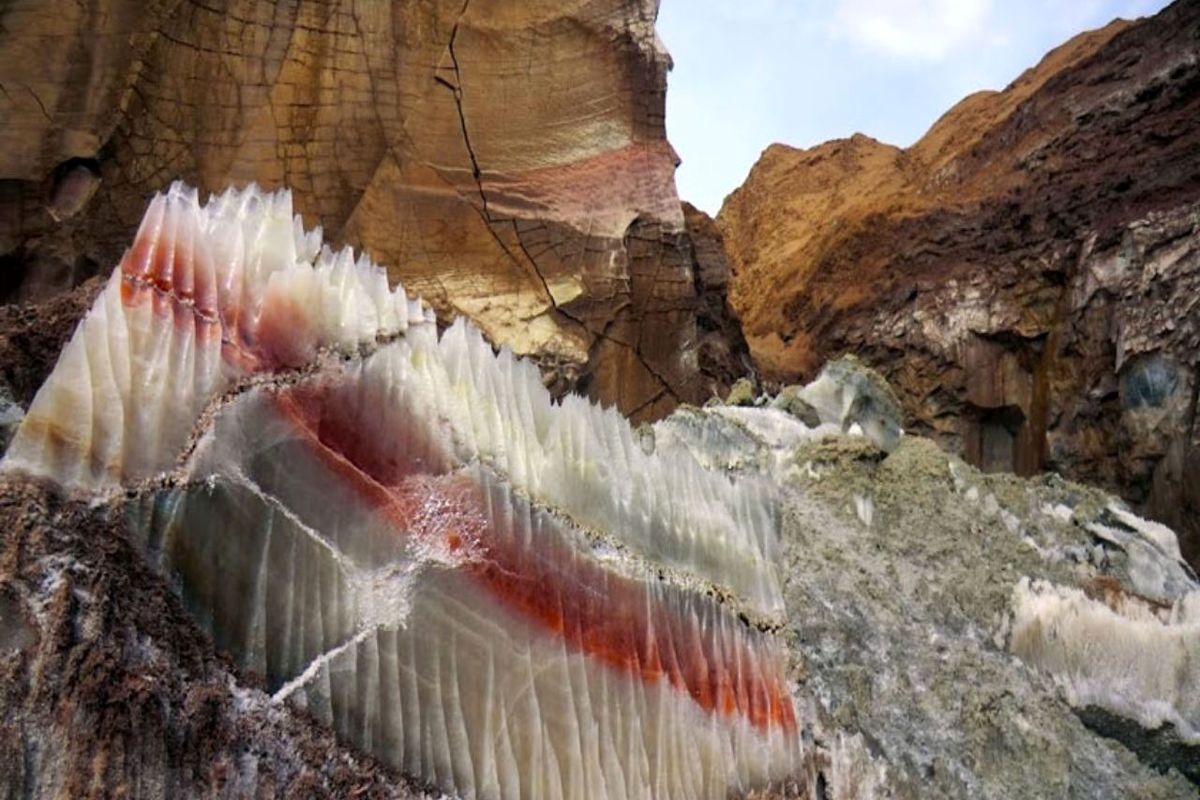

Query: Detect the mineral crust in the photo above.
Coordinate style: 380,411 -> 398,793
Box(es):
1,183 -> 797,800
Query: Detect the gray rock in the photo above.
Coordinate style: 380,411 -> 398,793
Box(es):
795,355 -> 905,452
656,403 -> 1199,797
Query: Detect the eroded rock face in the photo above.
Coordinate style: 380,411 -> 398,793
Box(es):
683,202 -> 756,399
717,0 -> 1200,567
0,0 -> 740,420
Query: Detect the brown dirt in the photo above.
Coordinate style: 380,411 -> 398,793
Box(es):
0,478 -> 430,799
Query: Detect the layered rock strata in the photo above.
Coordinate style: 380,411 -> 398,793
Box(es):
0,0 -> 746,419
5,180 -> 1198,799
717,0 -> 1200,566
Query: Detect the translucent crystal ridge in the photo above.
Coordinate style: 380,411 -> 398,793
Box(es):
2,183 -> 801,798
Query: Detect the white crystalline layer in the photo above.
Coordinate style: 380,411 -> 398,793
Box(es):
399,325 -> 784,618
2,182 -> 430,490
663,404 -> 843,474
1,274 -> 221,486
2,182 -> 802,799
853,495 -> 874,528
1085,505 -> 1195,603
186,324 -> 784,617
139,442 -> 799,799
3,181 -> 782,618
292,571 -> 798,800
1010,578 -> 1200,743
169,181 -> 426,348
647,407 -> 773,473
126,475 -> 365,687
1105,504 -> 1185,562
795,359 -> 903,452
708,405 -> 832,449
207,334 -> 780,617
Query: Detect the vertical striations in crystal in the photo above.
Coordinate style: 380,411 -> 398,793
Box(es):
2,183 -> 800,799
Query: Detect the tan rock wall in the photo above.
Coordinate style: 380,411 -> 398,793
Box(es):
0,0 -> 749,419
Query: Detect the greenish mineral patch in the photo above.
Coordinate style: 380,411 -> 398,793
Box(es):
724,376 -> 757,406
654,391 -> 1199,798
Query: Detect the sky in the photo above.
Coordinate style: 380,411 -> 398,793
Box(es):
659,0 -> 1172,214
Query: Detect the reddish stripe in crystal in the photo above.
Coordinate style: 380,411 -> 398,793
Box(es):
272,382 -> 797,734
115,197 -> 311,370
110,192 -> 796,733
119,199 -> 224,344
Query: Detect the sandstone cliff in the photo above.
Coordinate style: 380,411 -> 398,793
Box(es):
0,0 -> 746,420
718,0 -> 1200,566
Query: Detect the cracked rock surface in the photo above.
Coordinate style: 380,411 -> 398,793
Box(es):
0,0 -> 748,421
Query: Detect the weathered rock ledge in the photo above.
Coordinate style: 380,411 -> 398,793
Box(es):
717,0 -> 1200,568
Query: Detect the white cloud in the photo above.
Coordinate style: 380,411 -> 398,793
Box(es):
708,0 -> 800,24
832,0 -> 994,61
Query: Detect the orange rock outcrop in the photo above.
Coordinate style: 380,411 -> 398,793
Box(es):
718,2 -> 1200,565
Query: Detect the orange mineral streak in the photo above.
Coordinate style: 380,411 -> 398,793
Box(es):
270,382 -> 797,734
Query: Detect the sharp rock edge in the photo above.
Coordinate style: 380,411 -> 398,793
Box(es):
1,182 -> 800,800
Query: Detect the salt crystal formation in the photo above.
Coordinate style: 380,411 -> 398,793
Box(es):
1,184 -> 799,799
1007,502 -> 1200,748
1011,578 -> 1200,744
